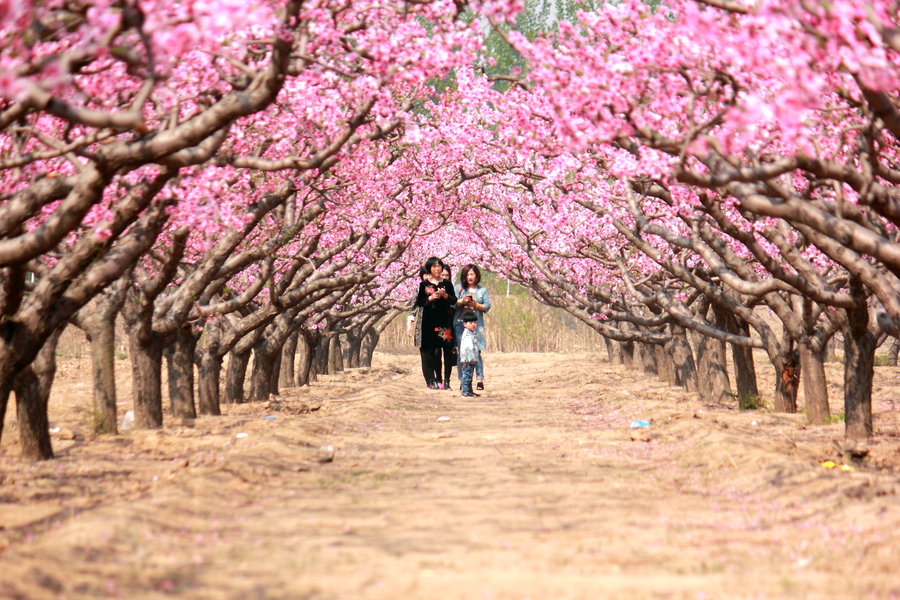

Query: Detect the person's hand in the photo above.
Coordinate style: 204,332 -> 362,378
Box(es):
406,327 -> 413,338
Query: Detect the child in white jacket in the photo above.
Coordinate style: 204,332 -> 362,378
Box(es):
458,312 -> 480,397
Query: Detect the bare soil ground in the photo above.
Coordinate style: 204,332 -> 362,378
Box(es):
2,351 -> 900,600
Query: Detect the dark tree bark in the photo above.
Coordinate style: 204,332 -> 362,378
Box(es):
793,297 -> 830,424
843,280 -> 876,439
666,325 -> 697,392
639,341 -> 659,377
123,227 -> 189,430
799,338 -> 829,425
165,324 -> 197,419
360,328 -> 380,368
224,349 -> 252,404
13,328 -> 64,460
71,275 -> 131,434
773,341 -> 800,413
328,335 -> 344,374
620,339 -> 635,370
93,319 -> 119,431
249,337 -> 282,402
605,336 -> 624,366
129,329 -> 165,429
342,331 -> 363,369
14,368 -> 54,460
314,333 -> 332,376
825,334 -> 838,363
268,346 -> 283,397
279,330 -> 298,388
295,328 -> 321,386
692,326 -> 733,405
196,319 -> 223,416
81,315 -> 120,434
656,341 -> 676,386
888,338 -> 899,367
196,352 -> 223,416
717,309 -> 759,408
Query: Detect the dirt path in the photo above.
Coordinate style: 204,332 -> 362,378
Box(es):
2,352 -> 900,599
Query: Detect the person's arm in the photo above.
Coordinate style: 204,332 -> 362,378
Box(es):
474,287 -> 491,313
445,281 -> 457,307
406,307 -> 418,337
415,281 -> 430,307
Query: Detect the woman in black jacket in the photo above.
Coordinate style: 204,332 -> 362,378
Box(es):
414,256 -> 457,389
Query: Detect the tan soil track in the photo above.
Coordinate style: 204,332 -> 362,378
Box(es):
1,351 -> 900,599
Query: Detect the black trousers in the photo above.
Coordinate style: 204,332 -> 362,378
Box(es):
440,345 -> 455,382
420,347 -> 441,385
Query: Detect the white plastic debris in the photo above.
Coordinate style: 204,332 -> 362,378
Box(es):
437,416 -> 450,422
120,410 -> 135,431
235,432 -> 249,439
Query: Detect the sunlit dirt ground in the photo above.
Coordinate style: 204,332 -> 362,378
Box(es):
1,351 -> 900,599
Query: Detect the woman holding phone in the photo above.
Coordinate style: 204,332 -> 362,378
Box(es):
454,264 -> 491,391
414,257 -> 457,390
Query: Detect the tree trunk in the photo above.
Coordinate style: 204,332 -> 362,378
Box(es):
360,328 -> 380,368
14,367 -> 54,460
712,304 -> 759,408
620,339 -> 635,370
605,336 -> 623,366
888,338 -> 899,367
165,325 -> 197,419
84,315 -> 119,434
129,330 -> 164,429
640,342 -> 659,377
196,352 -> 223,416
731,333 -> 760,408
844,330 -> 876,439
329,335 -> 344,374
824,334 -> 838,363
772,349 -> 799,413
692,329 -> 733,405
844,281 -> 876,439
667,325 -> 697,392
279,331 -> 298,388
799,339 -> 830,425
314,334 -> 331,376
72,275 -> 131,435
632,340 -> 644,372
342,332 -> 362,369
224,349 -> 251,404
249,339 -> 281,402
295,328 -> 321,386
13,328 -> 63,460
269,349 -> 283,397
656,342 -> 676,386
